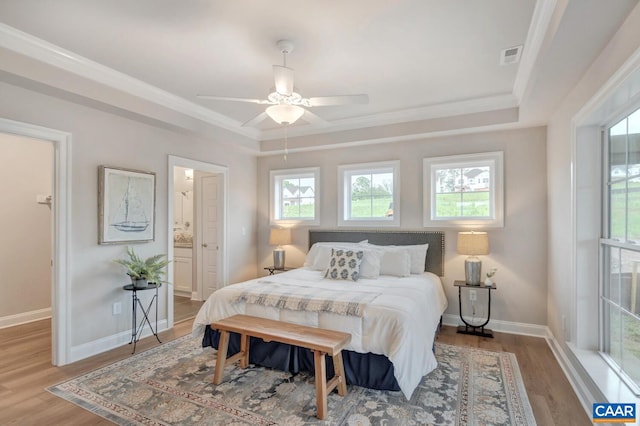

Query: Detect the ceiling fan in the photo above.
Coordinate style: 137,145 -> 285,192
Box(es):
197,40 -> 369,128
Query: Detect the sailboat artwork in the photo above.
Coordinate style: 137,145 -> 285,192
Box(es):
99,166 -> 156,244
111,178 -> 150,232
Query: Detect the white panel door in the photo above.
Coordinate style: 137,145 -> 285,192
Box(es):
201,175 -> 220,300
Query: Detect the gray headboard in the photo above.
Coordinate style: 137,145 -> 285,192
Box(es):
308,230 -> 445,277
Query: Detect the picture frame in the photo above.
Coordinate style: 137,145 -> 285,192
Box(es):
98,166 -> 156,244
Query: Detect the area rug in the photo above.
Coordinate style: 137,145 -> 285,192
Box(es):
48,335 -> 537,425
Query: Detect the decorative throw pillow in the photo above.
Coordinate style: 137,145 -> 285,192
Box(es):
311,242 -> 369,271
325,249 -> 364,281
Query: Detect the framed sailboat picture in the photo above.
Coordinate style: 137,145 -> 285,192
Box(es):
98,166 -> 156,244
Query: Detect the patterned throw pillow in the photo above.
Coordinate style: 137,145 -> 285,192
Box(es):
325,248 -> 364,281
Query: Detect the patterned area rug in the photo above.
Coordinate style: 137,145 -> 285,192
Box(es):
48,335 -> 536,425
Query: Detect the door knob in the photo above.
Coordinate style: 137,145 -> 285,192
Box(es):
202,243 -> 208,248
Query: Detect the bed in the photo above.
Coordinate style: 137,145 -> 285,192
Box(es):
192,230 -> 447,399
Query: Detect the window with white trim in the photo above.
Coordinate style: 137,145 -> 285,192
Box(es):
601,106 -> 640,392
338,161 -> 400,227
270,167 -> 320,226
423,152 -> 504,227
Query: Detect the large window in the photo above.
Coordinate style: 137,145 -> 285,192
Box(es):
601,107 -> 640,392
423,152 -> 504,227
270,167 -> 320,226
338,161 -> 400,227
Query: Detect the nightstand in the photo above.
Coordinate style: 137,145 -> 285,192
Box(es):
264,266 -> 293,275
454,280 -> 497,338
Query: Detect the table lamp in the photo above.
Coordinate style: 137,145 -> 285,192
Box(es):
269,228 -> 292,269
457,231 -> 489,285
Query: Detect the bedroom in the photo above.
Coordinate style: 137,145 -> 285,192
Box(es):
0,0 -> 639,424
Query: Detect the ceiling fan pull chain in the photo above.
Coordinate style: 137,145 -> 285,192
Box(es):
284,124 -> 288,161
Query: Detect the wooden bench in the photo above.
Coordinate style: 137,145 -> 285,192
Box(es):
211,314 -> 351,420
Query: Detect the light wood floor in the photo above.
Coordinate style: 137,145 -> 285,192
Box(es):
0,321 -> 589,425
173,295 -> 204,323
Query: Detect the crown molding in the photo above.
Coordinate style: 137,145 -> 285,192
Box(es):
259,93 -> 518,141
0,23 -> 260,140
513,0 -> 559,104
0,22 -> 531,145
258,116 -> 541,157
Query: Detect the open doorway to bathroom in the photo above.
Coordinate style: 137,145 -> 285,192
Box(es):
169,157 -> 227,326
172,166 -> 203,323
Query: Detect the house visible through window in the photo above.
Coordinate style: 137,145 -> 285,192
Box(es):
423,152 -> 503,227
601,106 -> 640,392
338,161 -> 400,227
270,167 -> 319,225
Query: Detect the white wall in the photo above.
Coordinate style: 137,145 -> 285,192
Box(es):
546,3 -> 640,345
545,2 -> 640,409
0,133 -> 52,320
0,81 -> 258,349
257,126 -> 548,326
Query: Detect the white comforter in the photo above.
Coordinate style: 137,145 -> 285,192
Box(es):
192,267 -> 448,399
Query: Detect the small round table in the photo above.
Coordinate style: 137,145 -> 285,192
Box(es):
123,283 -> 162,353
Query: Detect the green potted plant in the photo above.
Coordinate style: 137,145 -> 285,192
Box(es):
114,246 -> 171,288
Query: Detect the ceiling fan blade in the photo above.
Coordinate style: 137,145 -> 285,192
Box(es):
197,95 -> 269,104
302,109 -> 330,127
273,65 -> 294,96
308,94 -> 369,106
242,111 -> 269,127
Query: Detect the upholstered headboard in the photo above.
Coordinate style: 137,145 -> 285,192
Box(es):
308,230 -> 445,277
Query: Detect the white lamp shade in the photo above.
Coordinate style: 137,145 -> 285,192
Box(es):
269,228 -> 292,246
457,231 -> 489,256
265,104 -> 305,125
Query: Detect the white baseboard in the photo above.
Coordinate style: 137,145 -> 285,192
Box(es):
441,313 -> 548,337
174,288 -> 191,298
543,331 -> 597,417
191,291 -> 200,301
69,319 -> 168,363
0,308 -> 51,329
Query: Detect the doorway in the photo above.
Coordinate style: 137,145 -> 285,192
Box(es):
167,156 -> 227,327
0,118 -> 71,365
0,133 -> 52,330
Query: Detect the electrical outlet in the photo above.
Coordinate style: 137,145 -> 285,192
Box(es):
112,302 -> 122,315
469,289 -> 477,302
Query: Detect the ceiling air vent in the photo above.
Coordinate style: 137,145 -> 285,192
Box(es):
500,45 -> 523,65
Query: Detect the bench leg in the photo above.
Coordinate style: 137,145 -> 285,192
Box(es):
239,333 -> 249,368
332,352 -> 347,396
213,330 -> 230,385
313,350 -> 328,420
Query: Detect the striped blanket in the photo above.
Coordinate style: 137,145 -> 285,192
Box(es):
231,281 -> 380,317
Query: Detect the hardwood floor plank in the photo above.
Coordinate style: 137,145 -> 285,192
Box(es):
0,319 -> 589,425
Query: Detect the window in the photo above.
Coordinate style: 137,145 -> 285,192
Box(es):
423,152 -> 504,228
338,161 -> 400,227
270,167 -> 320,225
601,107 -> 640,392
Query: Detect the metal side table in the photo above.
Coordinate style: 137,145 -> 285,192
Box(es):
123,283 -> 162,353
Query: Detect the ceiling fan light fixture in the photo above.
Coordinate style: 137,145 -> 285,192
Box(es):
265,104 -> 305,125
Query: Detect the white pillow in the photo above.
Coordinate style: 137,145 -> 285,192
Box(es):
358,249 -> 383,279
379,249 -> 411,277
403,244 -> 429,274
303,243 -> 321,267
365,242 -> 429,274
